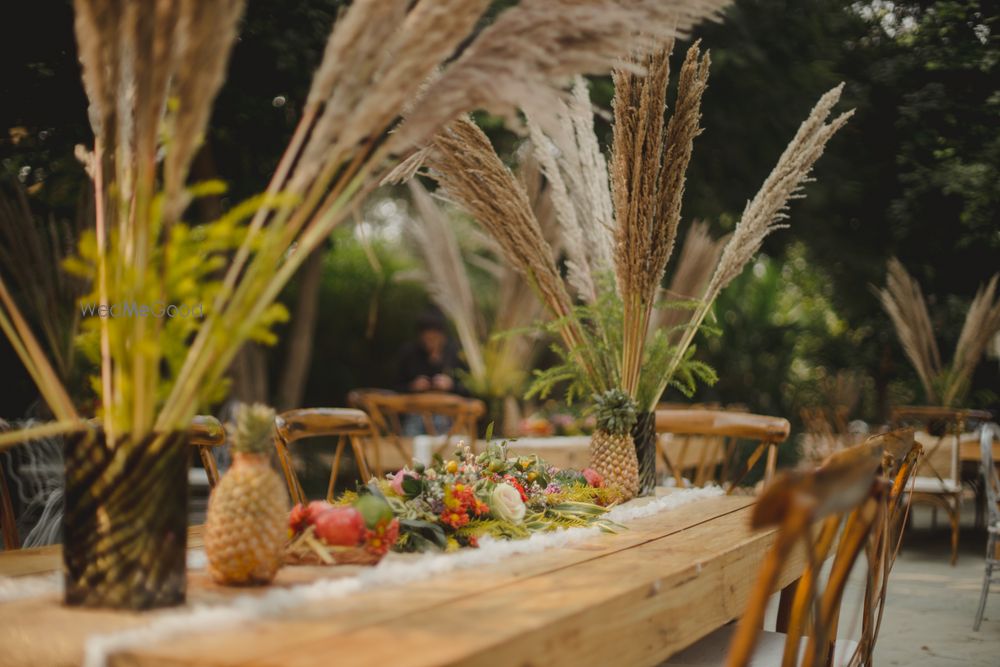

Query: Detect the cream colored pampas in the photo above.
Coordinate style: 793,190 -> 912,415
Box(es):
651,83 -> 854,405
654,220 -> 729,338
1,0 -> 734,449
876,259 -> 1000,407
410,39 -> 851,411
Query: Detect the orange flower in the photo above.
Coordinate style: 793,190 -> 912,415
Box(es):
441,509 -> 470,529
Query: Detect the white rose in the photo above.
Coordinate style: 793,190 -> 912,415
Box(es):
490,483 -> 526,523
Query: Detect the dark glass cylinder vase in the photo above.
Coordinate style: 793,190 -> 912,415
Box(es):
632,411 -> 657,496
63,427 -> 189,610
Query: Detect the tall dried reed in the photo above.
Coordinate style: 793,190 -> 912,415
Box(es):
1,0 -> 734,450
653,220 -> 728,337
876,258 -> 1000,406
414,41 -> 850,412
650,84 -> 853,406
613,42 -> 709,398
406,176 -> 549,406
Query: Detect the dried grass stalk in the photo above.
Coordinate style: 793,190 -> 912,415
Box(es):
706,85 -> 853,296
396,0 -> 729,150
423,119 -> 572,326
406,175 -> 548,403
874,259 -> 942,403
407,180 -> 486,380
653,83 -> 853,404
877,259 -> 1000,406
528,77 -> 614,303
421,117 -> 603,390
654,220 -> 728,336
947,274 -> 1000,406
162,0 -> 244,223
613,42 -> 710,397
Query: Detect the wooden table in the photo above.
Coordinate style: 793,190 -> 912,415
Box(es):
0,493 -> 803,667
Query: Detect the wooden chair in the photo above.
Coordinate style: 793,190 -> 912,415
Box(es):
655,408 -> 790,493
273,408 -> 376,505
190,415 -> 226,488
799,406 -> 858,464
347,388 -> 410,468
974,422 -> 1000,631
352,390 -> 485,459
666,438 -> 888,667
854,429 -> 920,664
890,405 -> 990,565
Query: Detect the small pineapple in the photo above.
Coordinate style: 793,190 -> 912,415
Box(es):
204,403 -> 288,585
589,389 -> 640,500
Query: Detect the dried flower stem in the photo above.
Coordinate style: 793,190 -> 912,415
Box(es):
652,83 -> 852,408
613,42 -> 709,398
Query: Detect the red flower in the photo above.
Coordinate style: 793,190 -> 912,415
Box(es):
503,475 -> 528,502
471,499 -> 490,516
582,468 -> 604,488
364,518 -> 401,556
384,518 -> 400,545
466,535 -> 479,548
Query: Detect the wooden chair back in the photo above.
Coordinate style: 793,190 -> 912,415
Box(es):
799,406 -> 859,464
189,415 -> 226,488
726,439 -> 886,667
273,408 -> 375,505
655,408 -> 790,493
855,428 -> 919,665
353,390 -> 485,457
890,406 -> 989,486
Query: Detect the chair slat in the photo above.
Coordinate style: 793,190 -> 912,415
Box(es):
655,408 -> 791,492
720,431 -> 917,667
273,408 -> 377,505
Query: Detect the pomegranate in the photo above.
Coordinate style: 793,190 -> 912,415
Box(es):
313,506 -> 365,546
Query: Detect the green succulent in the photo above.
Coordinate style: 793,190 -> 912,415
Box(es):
593,388 -> 637,435
232,402 -> 276,455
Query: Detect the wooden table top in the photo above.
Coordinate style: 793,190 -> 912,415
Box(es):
0,493 -> 801,667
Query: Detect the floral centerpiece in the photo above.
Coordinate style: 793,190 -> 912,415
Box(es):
290,436 -> 617,558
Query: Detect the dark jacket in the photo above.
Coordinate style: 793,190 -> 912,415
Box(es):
396,339 -> 468,395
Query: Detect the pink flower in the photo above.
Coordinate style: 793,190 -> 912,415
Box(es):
390,468 -> 418,495
582,468 -> 604,488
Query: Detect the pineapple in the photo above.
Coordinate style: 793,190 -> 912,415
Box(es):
204,403 -> 288,585
589,389 -> 640,500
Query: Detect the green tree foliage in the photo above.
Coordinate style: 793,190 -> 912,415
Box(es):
681,0 -> 999,415
275,227 -> 431,407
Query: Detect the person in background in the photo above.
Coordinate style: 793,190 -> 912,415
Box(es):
397,309 -> 467,396
396,309 -> 468,436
